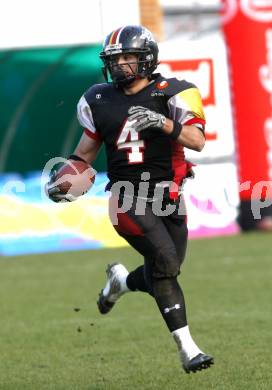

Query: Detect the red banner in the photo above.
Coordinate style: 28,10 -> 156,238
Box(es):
221,0 -> 272,200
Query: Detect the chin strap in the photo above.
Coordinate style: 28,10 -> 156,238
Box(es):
111,62 -> 139,87
113,74 -> 136,88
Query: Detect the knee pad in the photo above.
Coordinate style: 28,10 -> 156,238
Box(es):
152,248 -> 180,279
151,275 -> 179,298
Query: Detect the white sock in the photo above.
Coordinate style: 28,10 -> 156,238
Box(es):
120,275 -> 131,293
172,325 -> 203,360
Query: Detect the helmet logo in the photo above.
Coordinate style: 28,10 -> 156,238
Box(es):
156,81 -> 169,90
105,43 -> 122,54
140,31 -> 155,42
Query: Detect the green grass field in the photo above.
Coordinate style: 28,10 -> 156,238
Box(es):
0,232 -> 271,390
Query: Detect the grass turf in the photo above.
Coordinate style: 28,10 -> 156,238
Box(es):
0,232 -> 271,390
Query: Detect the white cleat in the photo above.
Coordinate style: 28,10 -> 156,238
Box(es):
97,263 -> 129,314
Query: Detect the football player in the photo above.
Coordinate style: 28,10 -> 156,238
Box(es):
47,25 -> 214,373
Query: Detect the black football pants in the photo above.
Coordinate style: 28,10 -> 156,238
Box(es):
109,194 -> 188,332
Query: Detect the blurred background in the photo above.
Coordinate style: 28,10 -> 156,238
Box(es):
1,0 -> 272,256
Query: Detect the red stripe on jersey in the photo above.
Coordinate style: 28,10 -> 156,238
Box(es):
169,143 -> 195,201
84,128 -> 102,142
169,143 -> 185,201
184,118 -> 217,140
184,117 -> 206,128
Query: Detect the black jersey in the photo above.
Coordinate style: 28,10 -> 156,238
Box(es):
77,73 -> 205,199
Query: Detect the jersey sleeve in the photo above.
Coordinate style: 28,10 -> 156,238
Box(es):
77,95 -> 101,141
167,87 -> 206,131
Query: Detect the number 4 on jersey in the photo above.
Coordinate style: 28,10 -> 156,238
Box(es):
116,119 -> 145,164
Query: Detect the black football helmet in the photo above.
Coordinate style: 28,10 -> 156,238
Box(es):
99,25 -> 159,87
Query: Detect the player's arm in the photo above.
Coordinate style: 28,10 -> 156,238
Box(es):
128,85 -> 206,152
163,84 -> 206,152
72,94 -> 103,163
46,94 -> 101,202
161,120 -> 205,151
72,132 -> 101,164
164,86 -> 206,151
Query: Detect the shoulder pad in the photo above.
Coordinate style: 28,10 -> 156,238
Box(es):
84,83 -> 114,105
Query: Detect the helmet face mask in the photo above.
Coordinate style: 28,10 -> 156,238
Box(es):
103,53 -> 140,87
100,25 -> 159,87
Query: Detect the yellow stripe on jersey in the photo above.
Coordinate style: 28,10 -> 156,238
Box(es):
177,88 -> 205,120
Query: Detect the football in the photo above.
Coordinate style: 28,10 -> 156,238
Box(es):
53,159 -> 96,198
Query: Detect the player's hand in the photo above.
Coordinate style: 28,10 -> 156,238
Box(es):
128,106 -> 166,132
45,171 -> 76,203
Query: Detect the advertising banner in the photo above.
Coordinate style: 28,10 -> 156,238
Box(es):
221,0 -> 272,201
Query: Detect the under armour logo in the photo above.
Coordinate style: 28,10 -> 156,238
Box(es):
96,94 -> 101,99
164,304 -> 181,314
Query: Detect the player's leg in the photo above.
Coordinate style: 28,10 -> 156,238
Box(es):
125,196 -> 187,295
160,199 -> 214,372
119,197 -> 213,372
98,195 -> 213,372
101,193 -> 187,333
119,197 -> 181,297
117,215 -> 213,372
97,195 -> 154,314
125,259 -> 153,294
